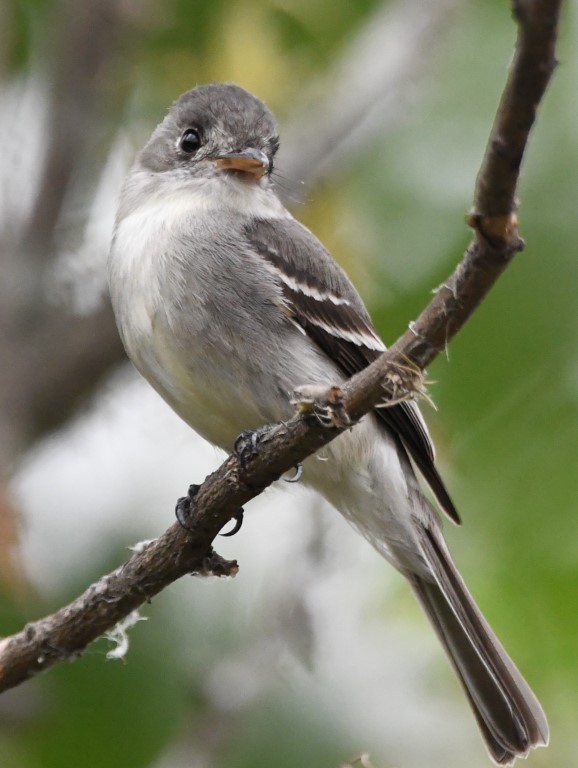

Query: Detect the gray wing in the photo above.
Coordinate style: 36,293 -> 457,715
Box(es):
244,216 -> 459,524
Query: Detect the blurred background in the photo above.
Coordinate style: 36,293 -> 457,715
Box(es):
0,0 -> 576,766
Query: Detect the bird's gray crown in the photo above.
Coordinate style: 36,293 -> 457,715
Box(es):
137,83 -> 279,175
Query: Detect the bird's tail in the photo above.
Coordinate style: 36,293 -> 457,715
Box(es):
408,526 -> 549,765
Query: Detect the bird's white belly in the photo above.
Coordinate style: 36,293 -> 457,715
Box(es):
145,322 -> 274,450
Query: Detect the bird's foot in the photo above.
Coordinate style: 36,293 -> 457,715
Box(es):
234,424 -> 276,468
175,483 -> 200,531
234,424 -> 301,486
176,483 -> 245,537
291,384 -> 353,429
220,509 -> 244,537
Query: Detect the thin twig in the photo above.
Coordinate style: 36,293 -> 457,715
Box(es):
0,0 -> 562,694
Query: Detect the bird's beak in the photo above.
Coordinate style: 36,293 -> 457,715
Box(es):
214,148 -> 269,179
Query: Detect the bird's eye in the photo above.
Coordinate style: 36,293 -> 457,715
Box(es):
180,129 -> 201,154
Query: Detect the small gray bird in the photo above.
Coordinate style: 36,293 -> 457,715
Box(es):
108,83 -> 548,764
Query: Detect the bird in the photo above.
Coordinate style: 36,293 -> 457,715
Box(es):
107,83 -> 549,764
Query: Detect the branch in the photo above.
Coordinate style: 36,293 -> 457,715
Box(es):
22,0 -> 129,255
0,0 -> 562,694
0,0 -> 131,457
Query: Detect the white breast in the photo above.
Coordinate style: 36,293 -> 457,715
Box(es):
110,172 -> 289,342
107,173 -> 293,446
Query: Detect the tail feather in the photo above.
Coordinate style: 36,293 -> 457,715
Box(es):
409,526 -> 549,765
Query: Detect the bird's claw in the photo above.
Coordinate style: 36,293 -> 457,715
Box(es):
220,508 -> 244,537
175,483 -> 200,531
284,462 -> 303,483
177,484 -> 245,537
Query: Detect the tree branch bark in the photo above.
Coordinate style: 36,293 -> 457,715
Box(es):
0,0 -> 562,695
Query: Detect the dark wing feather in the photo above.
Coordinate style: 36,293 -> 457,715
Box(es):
245,217 -> 459,524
